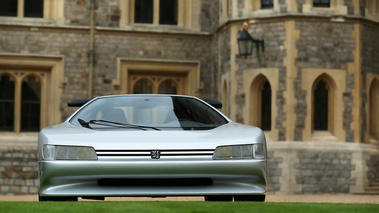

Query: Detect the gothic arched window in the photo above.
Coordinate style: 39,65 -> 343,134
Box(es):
21,76 -> 41,132
133,79 -> 153,94
313,80 -> 328,131
261,81 -> 271,130
158,80 -> 177,94
0,75 -> 15,131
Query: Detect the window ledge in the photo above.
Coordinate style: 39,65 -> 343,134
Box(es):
368,136 -> 379,144
263,130 -> 272,142
0,17 -> 56,26
311,131 -> 337,142
97,25 -> 210,36
0,133 -> 38,147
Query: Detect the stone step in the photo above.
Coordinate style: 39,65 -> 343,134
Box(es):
370,182 -> 379,187
353,191 -> 379,195
365,186 -> 379,191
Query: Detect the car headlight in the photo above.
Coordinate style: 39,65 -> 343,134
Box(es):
212,144 -> 265,160
43,145 -> 98,160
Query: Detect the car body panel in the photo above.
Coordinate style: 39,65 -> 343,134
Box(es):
38,95 -> 267,199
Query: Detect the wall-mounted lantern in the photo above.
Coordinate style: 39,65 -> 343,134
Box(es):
237,22 -> 265,59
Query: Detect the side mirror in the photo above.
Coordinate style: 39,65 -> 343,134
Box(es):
68,99 -> 91,107
203,99 -> 222,109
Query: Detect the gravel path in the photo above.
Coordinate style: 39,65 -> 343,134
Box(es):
1,195 -> 378,204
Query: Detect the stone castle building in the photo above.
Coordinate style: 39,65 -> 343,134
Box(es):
0,0 -> 378,195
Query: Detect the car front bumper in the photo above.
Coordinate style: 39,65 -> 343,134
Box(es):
39,158 -> 267,198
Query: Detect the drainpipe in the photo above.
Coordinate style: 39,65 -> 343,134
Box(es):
88,0 -> 95,99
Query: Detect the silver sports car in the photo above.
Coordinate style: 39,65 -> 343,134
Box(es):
38,94 -> 267,202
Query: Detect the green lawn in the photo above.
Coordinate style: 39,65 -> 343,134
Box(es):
0,202 -> 378,213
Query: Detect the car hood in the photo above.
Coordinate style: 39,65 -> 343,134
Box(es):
39,122 -> 265,150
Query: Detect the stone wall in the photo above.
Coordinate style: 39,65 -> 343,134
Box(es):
294,21 -> 356,142
267,151 -> 282,192
1,141 -> 377,195
0,29 -> 215,119
64,0 -> 90,26
296,151 -> 355,193
0,27 -> 90,120
367,155 -> 379,183
234,21 -> 286,130
361,24 -> 379,142
64,0 -> 218,32
267,141 -> 378,194
344,0 -> 355,15
64,0 -> 119,27
93,32 -> 214,99
201,0 -> 219,33
0,143 -> 38,195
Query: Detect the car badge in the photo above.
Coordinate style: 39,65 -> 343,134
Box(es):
151,150 -> 161,159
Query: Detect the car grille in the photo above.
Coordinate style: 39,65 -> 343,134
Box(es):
95,149 -> 215,157
97,178 -> 213,187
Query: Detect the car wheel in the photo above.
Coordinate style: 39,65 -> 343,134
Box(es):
39,195 -> 78,202
204,195 -> 233,202
234,195 -> 265,202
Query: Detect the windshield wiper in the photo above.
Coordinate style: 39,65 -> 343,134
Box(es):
78,119 -> 92,129
78,119 -> 160,131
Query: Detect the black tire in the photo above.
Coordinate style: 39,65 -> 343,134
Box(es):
204,195 -> 233,202
39,195 -> 78,202
234,195 -> 265,202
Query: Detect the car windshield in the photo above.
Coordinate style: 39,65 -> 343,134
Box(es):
70,96 -> 228,130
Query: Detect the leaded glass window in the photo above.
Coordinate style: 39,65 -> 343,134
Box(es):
159,0 -> 178,25
313,0 -> 330,7
158,80 -> 177,94
261,0 -> 273,9
134,0 -> 153,24
24,0 -> 44,18
0,0 -> 17,17
0,75 -> 15,131
21,76 -> 41,132
0,0 -> 44,18
133,79 -> 153,94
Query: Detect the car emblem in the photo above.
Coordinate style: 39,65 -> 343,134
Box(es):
151,150 -> 161,159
